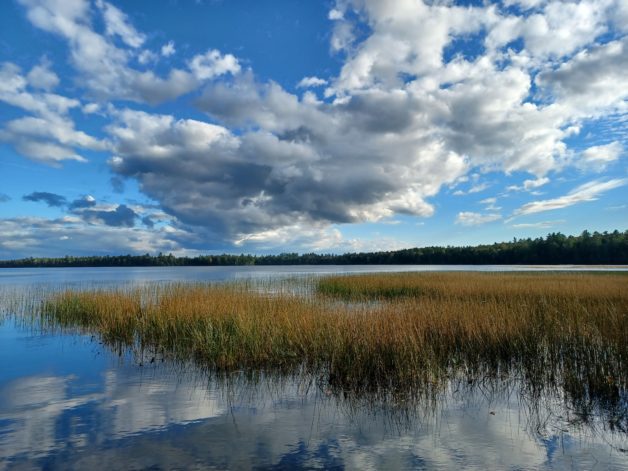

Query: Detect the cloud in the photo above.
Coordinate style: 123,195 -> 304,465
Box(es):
188,49 -> 240,81
109,91 -> 464,244
329,0 -> 496,93
524,177 -> 550,190
6,140 -> 87,164
324,0 -> 627,175
6,0 -> 628,251
95,0 -> 625,249
297,76 -> 328,88
0,193 -> 11,203
137,49 -> 157,65
82,102 -> 100,114
507,177 -> 550,192
68,195 -> 96,210
22,191 -> 67,207
233,222 -> 343,251
5,117 -> 105,150
455,211 -> 502,226
453,183 -> 489,196
536,37 -> 628,115
479,197 -> 501,211
0,216 -> 186,259
80,204 -> 138,227
20,192 -> 140,229
26,59 -> 59,90
328,8 -> 343,21
0,63 -> 79,117
511,220 -> 566,229
141,215 -> 155,228
161,40 -> 176,57
62,194 -> 144,228
435,67 -> 567,176
18,0 -> 239,105
582,141 -> 623,163
512,178 -> 628,217
95,0 -> 145,48
0,62 -> 105,164
487,0 -> 613,59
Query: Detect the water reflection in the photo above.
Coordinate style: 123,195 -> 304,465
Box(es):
1,321 -> 626,470
2,264 -> 626,288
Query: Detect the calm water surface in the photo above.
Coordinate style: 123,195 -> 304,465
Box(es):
1,266 -> 627,469
1,264 -> 627,287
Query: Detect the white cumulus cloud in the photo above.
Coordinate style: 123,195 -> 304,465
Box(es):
161,41 -> 176,57
188,49 -> 240,81
582,141 -> 623,163
297,76 -> 328,88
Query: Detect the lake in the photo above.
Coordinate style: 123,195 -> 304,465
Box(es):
2,264 -> 627,287
1,266 -> 627,469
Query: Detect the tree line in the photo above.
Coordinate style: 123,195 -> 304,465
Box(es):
1,230 -> 627,268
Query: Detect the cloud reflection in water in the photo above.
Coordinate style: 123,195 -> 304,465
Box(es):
0,322 -> 626,470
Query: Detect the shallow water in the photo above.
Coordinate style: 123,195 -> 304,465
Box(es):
1,321 -> 626,470
1,264 -> 626,288
1,266 -> 627,469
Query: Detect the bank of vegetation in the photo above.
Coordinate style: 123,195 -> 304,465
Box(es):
2,230 -> 627,267
38,272 -> 628,429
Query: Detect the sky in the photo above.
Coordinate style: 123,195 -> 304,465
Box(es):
0,0 -> 626,259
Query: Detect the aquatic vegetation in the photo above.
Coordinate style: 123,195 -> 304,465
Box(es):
36,272 -> 628,429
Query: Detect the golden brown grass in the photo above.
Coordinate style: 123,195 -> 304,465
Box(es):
40,272 -> 628,421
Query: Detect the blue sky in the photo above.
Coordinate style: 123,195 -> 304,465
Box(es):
0,0 -> 626,258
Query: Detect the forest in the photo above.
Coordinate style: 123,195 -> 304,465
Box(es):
1,230 -> 627,267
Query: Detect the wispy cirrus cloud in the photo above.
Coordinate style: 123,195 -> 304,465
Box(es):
512,179 -> 627,218
511,220 -> 566,229
455,212 -> 502,227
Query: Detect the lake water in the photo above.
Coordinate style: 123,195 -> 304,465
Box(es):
1,266 -> 627,469
1,264 -> 627,287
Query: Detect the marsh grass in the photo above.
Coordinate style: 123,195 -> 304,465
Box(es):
36,272 -> 628,429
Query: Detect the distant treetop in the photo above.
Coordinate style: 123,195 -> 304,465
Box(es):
1,230 -> 626,267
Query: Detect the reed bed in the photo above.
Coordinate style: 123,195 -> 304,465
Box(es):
37,272 -> 628,426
